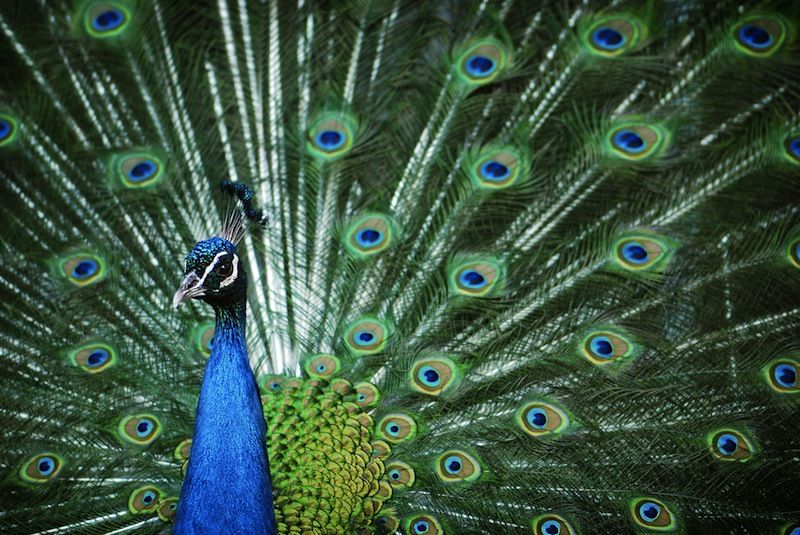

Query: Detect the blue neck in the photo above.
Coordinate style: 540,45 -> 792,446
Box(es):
174,301 -> 276,535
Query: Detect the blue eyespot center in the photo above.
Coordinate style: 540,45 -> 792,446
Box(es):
413,520 -> 430,533
128,160 -> 157,182
92,9 -> 125,32
739,24 -> 772,48
639,502 -> 661,522
459,270 -> 486,288
389,470 -> 400,479
541,520 -> 561,535
465,55 -> 496,78
480,160 -> 511,181
775,364 -> 797,387
790,137 -> 800,157
388,424 -> 400,435
357,393 -> 366,402
87,349 -> 109,366
72,259 -> 99,279
419,366 -> 441,386
136,420 -> 153,437
622,242 -> 649,263
316,363 -> 326,372
716,434 -> 739,455
528,408 -> 547,429
445,455 -> 462,474
356,331 -> 375,344
614,130 -> 647,153
592,27 -> 625,50
0,119 -> 11,140
590,336 -> 614,358
315,130 -> 345,151
142,491 -> 155,504
356,228 -> 382,246
37,458 -> 54,475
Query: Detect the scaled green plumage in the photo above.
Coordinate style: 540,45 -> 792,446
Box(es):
1,1 -> 800,534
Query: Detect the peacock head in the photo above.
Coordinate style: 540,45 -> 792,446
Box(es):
172,237 -> 246,310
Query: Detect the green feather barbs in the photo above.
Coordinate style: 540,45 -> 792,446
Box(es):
80,1 -> 132,39
18,453 -> 63,483
453,38 -> 510,88
342,213 -> 398,259
435,450 -> 482,483
67,341 -> 117,373
584,15 -> 646,57
128,485 -> 162,514
117,413 -> 162,445
629,497 -> 678,531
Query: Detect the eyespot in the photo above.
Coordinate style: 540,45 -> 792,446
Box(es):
19,453 -> 63,483
306,113 -> 357,160
128,485 -> 162,514
733,16 -> 787,57
157,496 -> 178,522
410,356 -> 460,396
376,513 -> 399,532
378,413 -> 417,443
302,354 -> 341,379
174,438 -> 192,461
531,514 -> 575,535
630,497 -> 677,530
118,414 -> 162,446
354,382 -> 381,408
455,38 -> 509,86
436,450 -> 481,483
608,123 -> 668,161
449,257 -> 504,297
787,236 -> 800,269
467,145 -> 528,190
404,515 -> 442,535
68,342 -> 117,373
517,401 -> 570,437
0,113 -> 18,147
344,316 -> 391,355
192,322 -> 214,357
785,136 -> 800,165
765,358 -> 799,393
343,214 -> 398,258
261,374 -> 284,392
580,329 -> 635,365
613,232 -> 676,272
83,2 -> 131,38
385,461 -> 415,488
585,16 -> 643,57
57,253 -> 107,287
114,153 -> 164,188
708,429 -> 755,462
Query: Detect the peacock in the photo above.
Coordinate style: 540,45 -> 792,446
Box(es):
1,0 -> 800,533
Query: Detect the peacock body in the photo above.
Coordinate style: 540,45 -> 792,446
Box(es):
1,0 -> 800,534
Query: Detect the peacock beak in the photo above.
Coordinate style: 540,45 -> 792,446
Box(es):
172,272 -> 204,309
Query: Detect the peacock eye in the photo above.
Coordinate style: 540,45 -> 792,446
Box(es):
215,262 -> 232,277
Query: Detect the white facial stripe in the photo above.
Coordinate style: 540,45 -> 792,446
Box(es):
219,254 -> 239,288
198,251 -> 227,287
